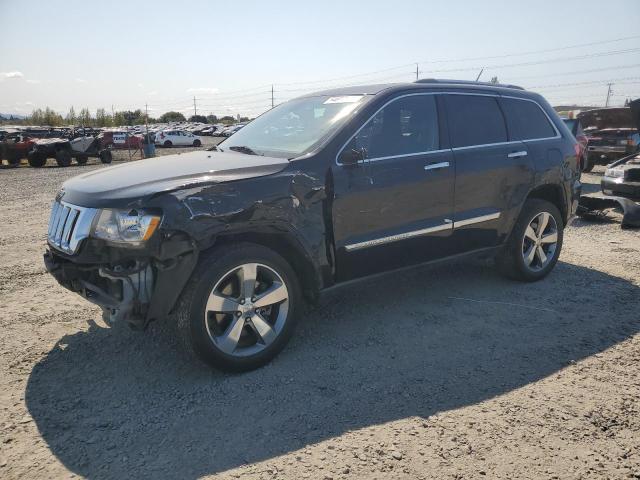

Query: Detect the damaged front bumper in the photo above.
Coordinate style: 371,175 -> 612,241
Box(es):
44,234 -> 198,330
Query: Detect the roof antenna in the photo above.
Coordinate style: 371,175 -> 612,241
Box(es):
475,68 -> 484,82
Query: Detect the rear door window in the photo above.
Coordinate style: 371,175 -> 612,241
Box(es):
446,95 -> 508,148
350,94 -> 439,159
501,98 -> 557,140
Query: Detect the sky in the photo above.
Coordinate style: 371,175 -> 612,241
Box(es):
1,0 -> 639,118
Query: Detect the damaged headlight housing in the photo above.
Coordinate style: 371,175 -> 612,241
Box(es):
604,168 -> 624,178
92,209 -> 161,245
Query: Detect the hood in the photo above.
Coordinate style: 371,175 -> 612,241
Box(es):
577,106 -> 638,131
60,150 -> 289,207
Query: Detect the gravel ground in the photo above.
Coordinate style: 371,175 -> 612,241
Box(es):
0,157 -> 638,480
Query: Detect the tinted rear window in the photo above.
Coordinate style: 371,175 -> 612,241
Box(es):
502,98 -> 556,140
446,95 -> 507,148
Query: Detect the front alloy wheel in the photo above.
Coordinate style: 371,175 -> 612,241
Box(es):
174,243 -> 300,372
205,263 -> 289,357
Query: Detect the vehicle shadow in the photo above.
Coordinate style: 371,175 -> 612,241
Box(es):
25,259 -> 640,479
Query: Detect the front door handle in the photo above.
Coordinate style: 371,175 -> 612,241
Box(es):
424,161 -> 450,171
507,150 -> 528,159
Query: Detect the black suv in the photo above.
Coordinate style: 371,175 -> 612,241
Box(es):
44,80 -> 581,371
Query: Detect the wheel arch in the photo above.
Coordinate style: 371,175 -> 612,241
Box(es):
206,229 -> 322,304
525,183 -> 568,224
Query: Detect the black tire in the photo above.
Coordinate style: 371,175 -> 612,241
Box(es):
174,242 -> 301,372
99,150 -> 112,164
76,155 -> 88,165
55,149 -> 72,167
496,199 -> 564,282
27,150 -> 47,168
163,140 -> 172,147
193,139 -> 201,147
6,151 -> 21,167
582,153 -> 595,173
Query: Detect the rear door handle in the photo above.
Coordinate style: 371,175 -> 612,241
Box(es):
424,161 -> 450,171
507,150 -> 528,159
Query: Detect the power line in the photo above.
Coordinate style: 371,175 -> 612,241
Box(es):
416,34 -> 640,65
419,48 -> 640,75
530,77 -> 640,90
506,63 -> 640,81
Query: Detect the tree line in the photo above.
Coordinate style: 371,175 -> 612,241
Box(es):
1,107 -> 251,126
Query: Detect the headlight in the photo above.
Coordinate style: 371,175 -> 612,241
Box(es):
92,209 -> 161,245
604,168 -> 624,178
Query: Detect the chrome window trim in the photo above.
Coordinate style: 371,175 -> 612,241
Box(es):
335,92 -> 443,166
352,148 -> 451,164
451,140 -> 521,152
335,91 -> 562,166
454,212 -> 501,228
344,222 -> 452,251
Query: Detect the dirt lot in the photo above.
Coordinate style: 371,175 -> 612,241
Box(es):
0,157 -> 638,479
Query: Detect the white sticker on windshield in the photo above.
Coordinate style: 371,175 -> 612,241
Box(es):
323,95 -> 364,104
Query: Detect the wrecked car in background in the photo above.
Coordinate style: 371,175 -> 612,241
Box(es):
0,131 -> 36,167
578,99 -> 640,227
578,103 -> 640,172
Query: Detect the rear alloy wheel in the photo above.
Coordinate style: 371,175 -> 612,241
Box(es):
164,140 -> 172,147
175,243 -> 300,371
521,212 -> 559,273
496,199 -> 563,282
55,149 -> 72,167
193,139 -> 201,147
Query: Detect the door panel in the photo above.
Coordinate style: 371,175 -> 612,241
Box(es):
332,151 -> 455,280
331,93 -> 455,281
443,94 -> 534,252
450,142 -> 532,250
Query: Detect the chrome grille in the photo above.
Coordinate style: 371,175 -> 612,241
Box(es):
47,200 -> 98,254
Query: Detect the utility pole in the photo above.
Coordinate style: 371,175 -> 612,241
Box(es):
193,96 -> 197,117
415,63 -> 419,81
271,85 -> 274,109
111,104 -> 114,126
605,83 -> 613,107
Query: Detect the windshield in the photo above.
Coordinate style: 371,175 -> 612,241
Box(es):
218,94 -> 369,158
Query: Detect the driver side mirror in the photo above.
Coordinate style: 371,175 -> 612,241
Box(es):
339,147 -> 366,166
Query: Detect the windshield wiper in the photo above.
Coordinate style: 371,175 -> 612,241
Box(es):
229,145 -> 260,155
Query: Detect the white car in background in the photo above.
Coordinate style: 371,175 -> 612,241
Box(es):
155,130 -> 202,147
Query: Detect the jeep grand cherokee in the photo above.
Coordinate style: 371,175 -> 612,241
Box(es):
44,79 -> 582,371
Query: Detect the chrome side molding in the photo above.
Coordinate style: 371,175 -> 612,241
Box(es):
344,223 -> 452,251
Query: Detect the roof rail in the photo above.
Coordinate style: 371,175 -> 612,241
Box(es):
415,78 -> 525,90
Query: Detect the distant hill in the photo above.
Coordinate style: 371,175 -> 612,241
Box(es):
0,113 -> 26,120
